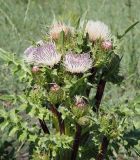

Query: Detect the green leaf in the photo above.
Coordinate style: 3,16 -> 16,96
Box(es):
103,54 -> 123,84
0,48 -> 13,62
79,10 -> 88,29
29,134 -> 38,142
0,121 -> 9,131
18,103 -> 28,111
26,105 -> 32,114
18,131 -> 27,141
59,30 -> 65,47
0,108 -> 7,117
9,126 -> 18,136
117,21 -> 139,39
9,109 -> 20,123
0,94 -> 15,101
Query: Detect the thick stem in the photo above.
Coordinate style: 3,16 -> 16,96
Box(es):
92,67 -> 97,79
96,136 -> 109,160
51,105 -> 65,134
39,119 -> 50,134
94,79 -> 106,112
90,67 -> 97,82
71,124 -> 82,160
94,78 -> 109,159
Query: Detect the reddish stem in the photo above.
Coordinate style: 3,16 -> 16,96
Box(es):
51,105 -> 65,134
96,136 -> 109,160
71,124 -> 82,160
94,78 -> 110,160
39,119 -> 50,134
94,79 -> 106,112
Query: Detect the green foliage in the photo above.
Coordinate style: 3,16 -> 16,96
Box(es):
0,0 -> 140,159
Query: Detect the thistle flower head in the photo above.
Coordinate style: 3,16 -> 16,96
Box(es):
75,96 -> 87,108
49,22 -> 72,40
85,20 -> 111,42
24,41 -> 61,67
64,52 -> 92,73
101,40 -> 112,50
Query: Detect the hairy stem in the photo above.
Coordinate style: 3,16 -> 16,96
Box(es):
71,124 -> 82,160
51,105 -> 65,134
39,119 -> 50,134
96,136 -> 109,160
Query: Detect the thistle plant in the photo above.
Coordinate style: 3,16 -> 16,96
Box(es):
0,19 -> 138,160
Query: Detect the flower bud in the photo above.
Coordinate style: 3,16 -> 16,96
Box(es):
47,83 -> 64,104
101,41 -> 112,50
50,83 -> 60,92
78,116 -> 89,126
71,96 -> 88,119
75,96 -> 87,109
31,66 -> 40,73
49,22 -> 72,40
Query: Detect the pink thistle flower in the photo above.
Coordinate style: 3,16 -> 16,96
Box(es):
24,41 -> 61,67
101,41 -> 112,50
64,52 -> 92,73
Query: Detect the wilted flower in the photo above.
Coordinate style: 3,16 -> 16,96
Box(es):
75,96 -> 87,108
85,20 -> 111,42
101,40 -> 112,50
24,41 -> 61,67
64,52 -> 92,73
49,22 -> 72,40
